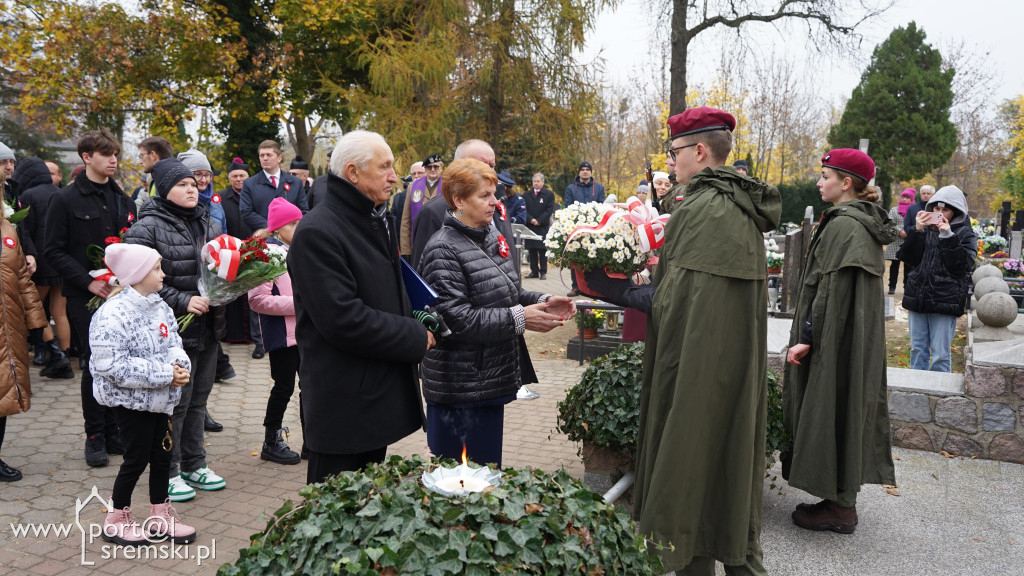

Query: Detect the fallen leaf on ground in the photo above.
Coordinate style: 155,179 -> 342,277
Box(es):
885,487 -> 901,496
932,473 -> 939,480
971,537 -> 984,543
892,455 -> 901,461
939,450 -> 957,458
251,452 -> 259,456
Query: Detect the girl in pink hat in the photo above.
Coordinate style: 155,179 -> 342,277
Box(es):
89,243 -> 196,545
249,198 -> 304,464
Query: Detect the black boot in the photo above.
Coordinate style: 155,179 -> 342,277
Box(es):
32,344 -> 48,366
204,411 -> 223,432
260,427 -> 300,465
40,340 -> 74,379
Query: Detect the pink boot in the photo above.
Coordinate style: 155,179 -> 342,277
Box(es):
148,500 -> 197,544
102,507 -> 149,546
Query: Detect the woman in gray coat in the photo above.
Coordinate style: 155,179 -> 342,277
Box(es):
418,159 -> 575,467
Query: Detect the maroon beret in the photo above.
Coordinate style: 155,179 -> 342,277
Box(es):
667,107 -> 737,140
821,149 -> 875,182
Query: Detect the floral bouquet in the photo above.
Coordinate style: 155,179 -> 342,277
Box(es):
177,235 -> 288,331
545,198 -> 667,285
1001,258 -> 1024,278
983,235 -> 1008,255
2,199 -> 28,225
766,250 -> 785,270
85,228 -> 130,310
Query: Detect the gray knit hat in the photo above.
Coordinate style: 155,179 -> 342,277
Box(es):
177,148 -> 218,175
0,142 -> 15,162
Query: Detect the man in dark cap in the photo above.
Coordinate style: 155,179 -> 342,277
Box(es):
733,159 -> 749,176
584,106 -> 781,575
45,129 -> 137,468
400,153 -> 443,256
288,155 -> 312,199
498,170 -> 525,224
563,161 -> 605,296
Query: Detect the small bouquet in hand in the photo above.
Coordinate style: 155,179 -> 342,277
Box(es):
3,199 -> 29,225
545,198 -> 668,295
85,228 -> 130,310
177,235 -> 288,331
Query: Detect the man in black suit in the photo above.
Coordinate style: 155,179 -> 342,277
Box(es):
523,173 -> 555,280
240,140 -> 309,237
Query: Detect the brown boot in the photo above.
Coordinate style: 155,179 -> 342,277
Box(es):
792,500 -> 858,534
795,499 -> 828,513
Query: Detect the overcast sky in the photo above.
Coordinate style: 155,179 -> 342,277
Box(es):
584,0 -> 1023,107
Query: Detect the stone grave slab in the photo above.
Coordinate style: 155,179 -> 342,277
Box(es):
886,366 -> 964,397
972,338 -> 1024,368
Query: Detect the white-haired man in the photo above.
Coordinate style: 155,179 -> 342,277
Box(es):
288,130 -> 435,483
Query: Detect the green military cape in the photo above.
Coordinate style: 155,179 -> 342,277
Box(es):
782,199 -> 898,502
638,167 -> 781,570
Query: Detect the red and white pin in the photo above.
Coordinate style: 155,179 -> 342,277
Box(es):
3,237 -> 15,248
159,323 -> 169,338
497,235 -> 510,258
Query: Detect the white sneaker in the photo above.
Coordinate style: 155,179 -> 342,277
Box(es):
181,466 -> 226,491
167,476 -> 196,502
517,386 -> 539,400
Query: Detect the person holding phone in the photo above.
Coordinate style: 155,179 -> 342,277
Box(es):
897,185 -> 977,372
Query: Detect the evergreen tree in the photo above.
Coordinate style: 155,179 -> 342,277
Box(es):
829,22 -> 957,207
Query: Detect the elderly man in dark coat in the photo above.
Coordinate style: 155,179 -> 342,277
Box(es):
585,107 -> 781,575
288,130 -> 435,483
523,173 -> 555,279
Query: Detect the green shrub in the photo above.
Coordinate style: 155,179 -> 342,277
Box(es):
556,342 -> 644,459
217,455 -> 663,576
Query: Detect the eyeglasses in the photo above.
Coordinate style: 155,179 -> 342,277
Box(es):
193,171 -> 213,180
667,143 -> 699,162
425,163 -> 442,171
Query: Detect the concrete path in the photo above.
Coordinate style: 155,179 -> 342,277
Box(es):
1,315 -> 1021,574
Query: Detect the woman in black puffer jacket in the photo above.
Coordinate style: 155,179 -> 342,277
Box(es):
897,185 -> 977,372
123,159 -> 225,500
419,159 -> 576,467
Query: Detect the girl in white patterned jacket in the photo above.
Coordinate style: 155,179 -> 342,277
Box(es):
89,243 -> 196,546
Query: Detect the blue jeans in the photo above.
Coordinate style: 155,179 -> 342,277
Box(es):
908,311 -> 956,372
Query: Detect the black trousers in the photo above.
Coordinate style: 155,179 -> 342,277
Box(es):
0,416 -> 6,451
306,447 -> 386,484
111,407 -> 172,509
264,346 -> 301,429
528,248 -> 547,274
888,259 -> 901,290
67,296 -> 119,439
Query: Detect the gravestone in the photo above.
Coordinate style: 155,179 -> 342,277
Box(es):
1014,232 -> 1023,260
779,209 -> 813,317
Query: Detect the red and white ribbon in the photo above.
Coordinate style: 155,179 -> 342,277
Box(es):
497,234 -> 510,258
202,234 -> 243,281
496,202 -> 507,222
89,268 -> 118,286
618,196 -> 670,252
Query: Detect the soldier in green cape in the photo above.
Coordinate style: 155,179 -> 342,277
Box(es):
584,106 -> 781,575
784,149 -> 898,534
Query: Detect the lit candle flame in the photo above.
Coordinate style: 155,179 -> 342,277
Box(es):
461,444 -> 468,467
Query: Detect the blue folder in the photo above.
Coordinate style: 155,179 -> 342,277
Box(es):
401,257 -> 438,310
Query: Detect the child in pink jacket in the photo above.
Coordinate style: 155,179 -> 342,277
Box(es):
248,198 -> 303,465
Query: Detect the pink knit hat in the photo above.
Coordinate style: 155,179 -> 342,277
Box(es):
104,243 -> 161,287
267,197 -> 303,232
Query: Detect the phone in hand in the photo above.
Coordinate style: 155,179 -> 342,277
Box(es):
922,212 -> 943,225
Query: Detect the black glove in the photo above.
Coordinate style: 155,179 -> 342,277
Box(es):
413,306 -> 452,337
582,269 -> 654,315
